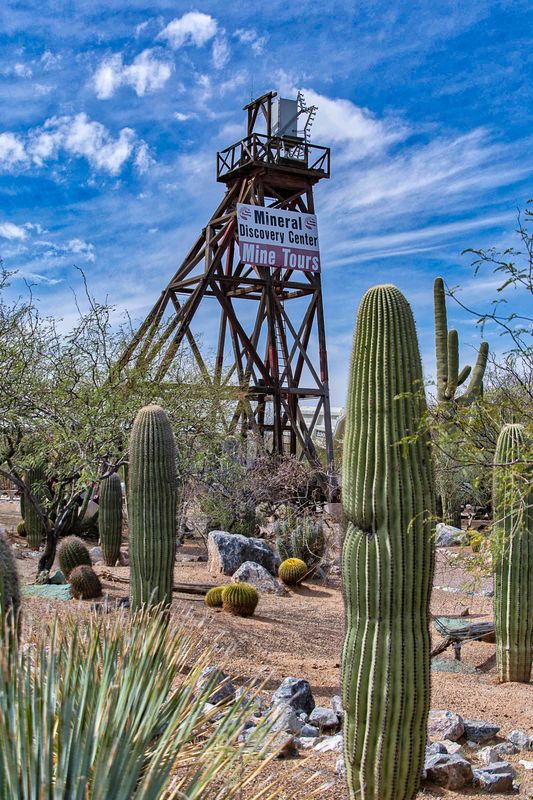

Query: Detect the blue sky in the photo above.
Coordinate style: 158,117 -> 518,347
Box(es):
0,1 -> 531,404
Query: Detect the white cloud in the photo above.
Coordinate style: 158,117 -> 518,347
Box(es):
212,36 -> 230,70
40,50 -> 61,70
93,49 -> 173,99
158,11 -> 217,50
134,141 -> 154,174
0,114 -> 150,176
0,62 -> 33,78
173,111 -> 191,122
234,28 -> 267,55
0,222 -> 28,241
0,132 -> 28,169
66,238 -> 96,262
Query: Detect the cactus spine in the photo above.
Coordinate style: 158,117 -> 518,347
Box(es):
278,557 -> 307,586
222,583 -> 259,617
341,285 -> 436,800
493,423 -> 533,683
0,534 -> 20,636
205,586 -> 224,608
58,536 -> 92,578
129,405 -> 177,612
99,473 -> 123,566
275,515 -> 324,569
24,466 -> 49,550
434,277 -> 488,405
69,565 -> 102,599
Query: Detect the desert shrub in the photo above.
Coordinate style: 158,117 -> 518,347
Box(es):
0,613 -> 275,798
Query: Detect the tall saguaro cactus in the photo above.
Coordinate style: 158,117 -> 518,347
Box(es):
129,405 -> 177,612
24,466 -> 49,551
434,276 -> 488,405
99,473 -> 123,566
493,423 -> 533,683
341,285 -> 436,800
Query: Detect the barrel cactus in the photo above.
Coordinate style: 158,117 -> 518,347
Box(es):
0,534 -> 20,635
493,423 -> 533,683
58,536 -> 92,578
278,557 -> 307,586
275,515 -> 324,570
99,473 -> 123,566
69,565 -> 102,600
205,586 -> 224,608
341,285 -> 436,800
16,521 -> 26,537
129,404 -> 177,613
24,466 -> 49,550
221,583 -> 258,617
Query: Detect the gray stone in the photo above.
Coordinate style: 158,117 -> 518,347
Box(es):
232,561 -> 287,595
207,531 -> 279,576
234,686 -> 265,715
89,546 -> 103,563
48,569 -> 67,585
197,667 -> 235,705
424,753 -> 473,789
314,734 -> 343,753
436,523 -> 465,548
271,677 -> 315,715
472,762 -> 515,793
335,756 -> 346,776
442,740 -> 466,756
271,732 -> 298,759
309,706 -> 340,731
428,710 -> 465,742
426,742 -> 448,756
507,729 -> 533,751
298,736 -> 321,749
268,703 -> 304,735
479,743 -> 519,764
331,695 -> 344,720
519,760 -> 533,770
300,723 -> 320,737
463,719 -> 500,744
118,549 -> 129,566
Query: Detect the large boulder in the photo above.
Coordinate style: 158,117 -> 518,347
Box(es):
435,524 -> 466,548
207,531 -> 279,577
232,561 -> 287,595
424,753 -> 473,789
463,719 -> 500,744
428,710 -> 465,742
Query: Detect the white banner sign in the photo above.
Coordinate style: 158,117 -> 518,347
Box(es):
236,203 -> 321,273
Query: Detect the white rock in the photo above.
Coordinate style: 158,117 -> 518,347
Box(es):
314,734 -> 343,753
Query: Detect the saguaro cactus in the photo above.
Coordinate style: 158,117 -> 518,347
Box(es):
99,473 -> 123,566
129,404 -> 177,612
0,534 -> 20,635
434,276 -> 488,405
341,285 -> 436,800
493,423 -> 533,683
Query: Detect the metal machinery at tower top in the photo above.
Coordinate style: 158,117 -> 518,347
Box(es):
119,90 -> 335,488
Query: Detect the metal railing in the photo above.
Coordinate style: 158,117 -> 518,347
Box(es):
217,134 -> 330,180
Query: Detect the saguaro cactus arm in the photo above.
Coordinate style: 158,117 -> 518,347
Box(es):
433,277 -> 488,404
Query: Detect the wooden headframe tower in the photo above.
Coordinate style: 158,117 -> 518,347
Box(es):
120,91 -> 335,482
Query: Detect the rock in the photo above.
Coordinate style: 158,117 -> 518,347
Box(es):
442,740 -> 466,756
271,677 -> 315,715
335,756 -> 346,776
427,742 -> 448,756
268,703 -> 304,735
463,719 -> 500,744
314,734 -> 343,753
48,569 -> 67,585
519,760 -> 533,770
271,732 -> 298,759
207,531 -> 279,576
309,706 -> 340,731
197,667 -> 235,705
428,710 -> 465,742
300,723 -> 320,737
234,687 -> 266,715
479,743 -> 519,763
331,695 -> 343,720
118,549 -> 129,566
298,736 -> 321,749
472,762 -> 515,793
232,561 -> 287,595
89,546 -> 103,563
424,753 -> 473,789
436,523 -> 465,547
507,730 -> 533,751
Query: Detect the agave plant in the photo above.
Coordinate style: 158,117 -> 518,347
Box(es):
0,612 -> 280,799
